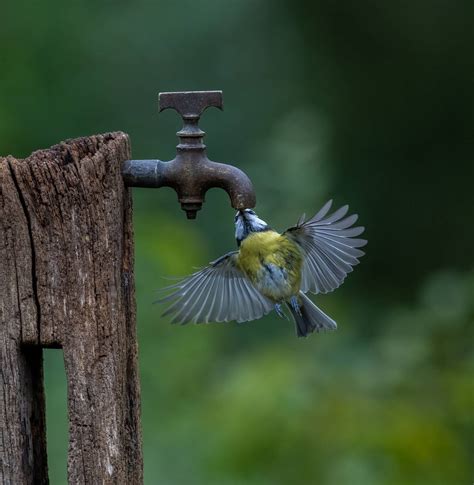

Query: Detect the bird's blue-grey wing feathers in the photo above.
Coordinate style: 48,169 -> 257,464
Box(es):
156,251 -> 274,324
285,200 -> 367,294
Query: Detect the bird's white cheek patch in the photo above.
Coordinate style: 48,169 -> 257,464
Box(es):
248,215 -> 268,231
235,220 -> 245,240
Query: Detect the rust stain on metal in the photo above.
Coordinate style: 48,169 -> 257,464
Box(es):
122,91 -> 256,219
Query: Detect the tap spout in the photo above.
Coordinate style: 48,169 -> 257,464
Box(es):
199,160 -> 256,211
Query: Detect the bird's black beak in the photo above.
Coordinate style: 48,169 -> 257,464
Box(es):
235,209 -> 245,223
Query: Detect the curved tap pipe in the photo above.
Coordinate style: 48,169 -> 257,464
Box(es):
122,157 -> 256,219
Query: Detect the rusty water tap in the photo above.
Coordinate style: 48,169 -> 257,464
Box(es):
122,91 -> 256,219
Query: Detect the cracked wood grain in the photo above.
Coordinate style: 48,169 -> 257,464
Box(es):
0,155 -> 46,484
0,132 -> 142,484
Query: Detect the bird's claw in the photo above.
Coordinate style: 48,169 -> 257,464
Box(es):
274,304 -> 286,319
290,296 -> 302,316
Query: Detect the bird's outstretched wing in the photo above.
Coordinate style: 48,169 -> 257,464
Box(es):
284,200 -> 367,294
156,251 -> 274,324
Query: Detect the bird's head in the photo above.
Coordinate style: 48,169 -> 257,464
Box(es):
234,209 -> 269,245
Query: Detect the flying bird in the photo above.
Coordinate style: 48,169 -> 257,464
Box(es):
158,200 -> 366,337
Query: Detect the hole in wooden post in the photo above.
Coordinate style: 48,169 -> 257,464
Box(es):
43,349 -> 68,484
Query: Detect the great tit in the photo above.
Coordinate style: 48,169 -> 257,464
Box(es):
158,200 -> 366,337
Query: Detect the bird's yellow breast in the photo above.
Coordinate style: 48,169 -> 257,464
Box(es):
237,230 -> 303,301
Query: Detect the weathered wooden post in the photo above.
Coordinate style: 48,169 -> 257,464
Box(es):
0,91 -> 256,483
0,133 -> 142,483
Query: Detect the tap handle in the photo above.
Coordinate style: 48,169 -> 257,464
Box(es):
159,91 -> 223,120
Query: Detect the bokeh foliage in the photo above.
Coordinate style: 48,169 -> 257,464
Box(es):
2,1 -> 473,483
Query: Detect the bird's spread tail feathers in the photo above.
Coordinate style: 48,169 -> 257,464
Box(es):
287,292 -> 337,337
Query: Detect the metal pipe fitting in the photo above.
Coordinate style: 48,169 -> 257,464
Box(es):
122,91 -> 256,219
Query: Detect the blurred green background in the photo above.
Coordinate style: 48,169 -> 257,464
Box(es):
2,1 -> 473,483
